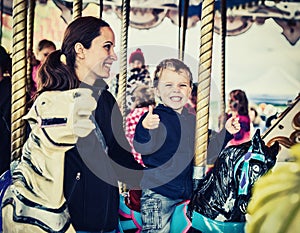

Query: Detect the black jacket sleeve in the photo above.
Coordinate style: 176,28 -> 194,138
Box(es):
207,128 -> 233,165
95,90 -> 143,187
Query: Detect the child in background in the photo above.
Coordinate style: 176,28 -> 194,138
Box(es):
226,89 -> 251,146
133,58 -> 240,232
28,39 -> 56,98
113,48 -> 152,115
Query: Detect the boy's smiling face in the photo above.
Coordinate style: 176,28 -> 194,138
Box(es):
156,69 -> 192,113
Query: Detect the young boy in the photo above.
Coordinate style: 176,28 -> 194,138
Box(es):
133,58 -> 240,232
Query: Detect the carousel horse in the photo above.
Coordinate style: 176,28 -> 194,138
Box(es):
0,88 -> 96,233
118,130 -> 279,233
262,94 -> 299,163
188,130 -> 279,233
246,143 -> 300,233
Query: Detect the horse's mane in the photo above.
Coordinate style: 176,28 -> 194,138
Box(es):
246,144 -> 300,233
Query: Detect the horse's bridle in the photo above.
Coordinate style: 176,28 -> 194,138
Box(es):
34,105 -> 74,147
233,146 -> 265,195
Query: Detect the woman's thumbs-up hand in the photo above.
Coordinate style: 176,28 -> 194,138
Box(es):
142,105 -> 160,129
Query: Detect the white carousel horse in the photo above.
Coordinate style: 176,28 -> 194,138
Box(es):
1,88 -> 96,233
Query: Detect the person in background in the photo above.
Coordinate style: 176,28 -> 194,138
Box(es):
0,45 -> 12,175
133,58 -> 240,232
126,85 -> 155,166
28,39 -> 56,98
35,16 -> 143,233
113,48 -> 152,115
127,49 -> 152,112
249,105 -> 266,134
225,89 -> 251,146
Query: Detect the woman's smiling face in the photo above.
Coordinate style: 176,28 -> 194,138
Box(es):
80,26 -> 117,80
156,69 -> 192,113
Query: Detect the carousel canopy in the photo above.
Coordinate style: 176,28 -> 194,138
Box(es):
1,0 -> 300,45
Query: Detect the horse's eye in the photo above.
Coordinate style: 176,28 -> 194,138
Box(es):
252,164 -> 260,172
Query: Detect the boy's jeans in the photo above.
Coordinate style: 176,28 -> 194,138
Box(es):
141,189 -> 183,233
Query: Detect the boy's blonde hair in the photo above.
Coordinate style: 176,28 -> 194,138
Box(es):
153,58 -> 193,88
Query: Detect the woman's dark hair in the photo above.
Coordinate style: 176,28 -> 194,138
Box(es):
37,50 -> 79,95
153,58 -> 193,88
229,89 -> 249,116
0,45 -> 12,76
61,16 -> 110,75
35,16 -> 110,98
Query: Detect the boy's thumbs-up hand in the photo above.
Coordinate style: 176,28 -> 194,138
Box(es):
142,105 -> 160,129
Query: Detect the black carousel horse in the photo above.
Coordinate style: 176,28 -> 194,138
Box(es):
188,130 -> 279,233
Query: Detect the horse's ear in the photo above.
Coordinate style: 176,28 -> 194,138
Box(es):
251,129 -> 264,154
253,129 -> 261,139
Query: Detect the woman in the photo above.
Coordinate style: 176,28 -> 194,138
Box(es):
39,16 -> 143,233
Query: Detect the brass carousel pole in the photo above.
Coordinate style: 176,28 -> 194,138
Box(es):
116,0 -> 130,193
73,0 -> 83,20
26,0 -> 35,96
219,0 -> 227,131
117,0 -> 130,130
11,0 -> 28,161
194,0 -> 216,178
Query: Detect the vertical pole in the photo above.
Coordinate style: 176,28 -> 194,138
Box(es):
219,0 -> 227,130
11,0 -> 28,161
194,0 -> 216,178
179,0 -> 189,61
0,0 -> 3,44
178,0 -> 182,59
73,0 -> 82,20
117,0 -> 130,130
99,0 -> 103,19
26,0 -> 35,96
116,0 -> 130,193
